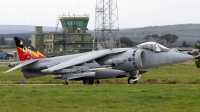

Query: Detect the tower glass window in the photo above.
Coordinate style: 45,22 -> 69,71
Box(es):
66,21 -> 73,27
66,20 -> 84,27
74,21 -> 83,27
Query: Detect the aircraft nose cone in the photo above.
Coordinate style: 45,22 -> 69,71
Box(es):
173,52 -> 193,63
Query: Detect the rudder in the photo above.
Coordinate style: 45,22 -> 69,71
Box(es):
14,37 -> 46,61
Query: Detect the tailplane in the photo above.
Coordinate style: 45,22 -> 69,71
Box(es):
14,37 -> 46,61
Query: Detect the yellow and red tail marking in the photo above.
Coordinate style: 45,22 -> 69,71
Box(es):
17,47 -> 46,61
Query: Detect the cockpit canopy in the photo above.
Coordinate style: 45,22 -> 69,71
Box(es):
138,42 -> 169,52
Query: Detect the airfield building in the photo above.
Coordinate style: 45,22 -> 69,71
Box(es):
31,15 -> 92,56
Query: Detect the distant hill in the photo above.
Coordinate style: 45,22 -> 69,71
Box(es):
0,25 -> 61,34
0,25 -> 62,39
118,24 -> 200,46
1,24 -> 200,46
1,33 -> 31,39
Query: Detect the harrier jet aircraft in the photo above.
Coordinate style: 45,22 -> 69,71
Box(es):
6,37 -> 193,85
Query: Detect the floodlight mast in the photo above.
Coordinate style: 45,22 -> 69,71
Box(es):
94,0 -> 119,49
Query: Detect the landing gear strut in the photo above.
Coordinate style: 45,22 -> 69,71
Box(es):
128,70 -> 141,84
63,78 -> 68,85
128,77 -> 137,84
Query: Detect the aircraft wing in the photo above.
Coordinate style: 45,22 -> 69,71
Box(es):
5,59 -> 37,73
41,49 -> 114,73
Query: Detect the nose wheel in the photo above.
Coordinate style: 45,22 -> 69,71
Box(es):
128,70 -> 141,84
128,77 -> 137,84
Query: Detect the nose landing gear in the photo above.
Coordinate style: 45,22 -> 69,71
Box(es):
127,70 -> 141,84
128,77 -> 137,84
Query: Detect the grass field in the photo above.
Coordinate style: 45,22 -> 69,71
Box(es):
0,85 -> 200,112
0,60 -> 200,111
0,60 -> 200,84
0,48 -> 16,52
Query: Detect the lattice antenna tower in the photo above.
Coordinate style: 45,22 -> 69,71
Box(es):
94,0 -> 119,49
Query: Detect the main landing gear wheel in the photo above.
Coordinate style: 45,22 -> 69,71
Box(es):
95,80 -> 100,85
128,77 -> 137,84
63,78 -> 68,85
83,80 -> 94,85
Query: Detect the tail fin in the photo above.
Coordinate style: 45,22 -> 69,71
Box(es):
14,37 -> 46,61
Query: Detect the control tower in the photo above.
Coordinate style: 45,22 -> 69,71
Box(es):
31,14 -> 92,56
59,15 -> 89,33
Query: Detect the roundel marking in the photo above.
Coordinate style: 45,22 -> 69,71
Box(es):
128,57 -> 132,62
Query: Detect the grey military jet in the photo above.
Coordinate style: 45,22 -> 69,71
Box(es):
6,37 -> 193,85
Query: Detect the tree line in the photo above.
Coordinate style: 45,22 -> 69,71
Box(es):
143,34 -> 179,47
119,34 -> 196,48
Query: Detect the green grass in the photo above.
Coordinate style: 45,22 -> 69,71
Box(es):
0,61 -> 200,111
140,61 -> 200,84
0,85 -> 200,112
0,48 -> 16,52
0,61 -> 200,84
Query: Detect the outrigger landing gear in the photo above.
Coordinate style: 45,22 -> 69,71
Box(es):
128,70 -> 141,84
63,78 -> 68,85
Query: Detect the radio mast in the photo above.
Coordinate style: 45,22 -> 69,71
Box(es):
94,0 -> 119,49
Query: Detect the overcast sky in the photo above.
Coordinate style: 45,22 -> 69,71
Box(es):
1,0 -> 200,30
